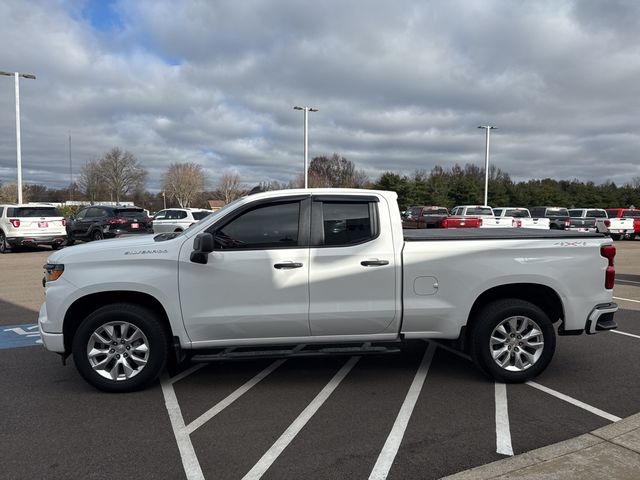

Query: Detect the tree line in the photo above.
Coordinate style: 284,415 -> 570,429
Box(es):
1,147 -> 639,212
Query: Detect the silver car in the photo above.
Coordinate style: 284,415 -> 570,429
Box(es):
151,208 -> 212,234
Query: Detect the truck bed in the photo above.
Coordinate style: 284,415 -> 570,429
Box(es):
403,228 -> 604,241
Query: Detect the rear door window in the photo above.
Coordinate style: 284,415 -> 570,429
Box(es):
314,201 -> 377,247
192,211 -> 211,221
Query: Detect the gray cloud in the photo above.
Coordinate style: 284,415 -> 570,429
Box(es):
1,0 -> 639,195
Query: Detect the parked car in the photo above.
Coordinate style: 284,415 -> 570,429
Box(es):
402,206 -> 449,229
492,207 -> 550,229
39,188 -> 617,392
529,207 -> 571,230
0,203 -> 67,253
66,205 -> 152,244
602,208 -> 640,240
447,205 -> 514,228
151,208 -> 213,234
568,208 -> 607,233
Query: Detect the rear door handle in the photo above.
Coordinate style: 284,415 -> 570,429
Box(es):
361,260 -> 389,267
274,262 -> 303,269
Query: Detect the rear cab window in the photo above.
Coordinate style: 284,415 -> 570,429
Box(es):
311,197 -> 379,247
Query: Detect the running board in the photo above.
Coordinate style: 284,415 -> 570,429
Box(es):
190,342 -> 402,362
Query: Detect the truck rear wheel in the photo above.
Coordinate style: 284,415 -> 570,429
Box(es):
469,299 -> 555,383
72,303 -> 168,392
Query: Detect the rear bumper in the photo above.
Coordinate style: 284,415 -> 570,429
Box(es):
585,302 -> 618,334
7,235 -> 66,246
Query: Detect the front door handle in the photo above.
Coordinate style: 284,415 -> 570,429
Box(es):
274,262 -> 303,269
361,260 -> 389,267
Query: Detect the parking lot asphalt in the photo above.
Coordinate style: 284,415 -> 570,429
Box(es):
1,241 -> 639,479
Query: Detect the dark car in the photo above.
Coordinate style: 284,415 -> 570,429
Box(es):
402,206 -> 449,229
529,207 -> 571,230
66,205 -> 152,244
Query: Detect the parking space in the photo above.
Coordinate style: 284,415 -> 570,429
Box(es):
1,242 -> 639,479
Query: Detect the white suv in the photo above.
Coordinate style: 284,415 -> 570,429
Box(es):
0,203 -> 67,253
151,208 -> 212,234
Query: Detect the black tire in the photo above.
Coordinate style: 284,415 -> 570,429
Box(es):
66,236 -> 75,246
610,234 -> 621,241
469,299 -> 556,383
0,230 -> 10,254
91,229 -> 104,241
174,228 -> 183,233
51,243 -> 63,250
72,303 -> 169,392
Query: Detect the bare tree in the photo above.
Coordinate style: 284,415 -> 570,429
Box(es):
217,170 -> 243,204
98,148 -> 147,203
307,153 -> 369,188
77,159 -> 106,203
162,162 -> 206,208
0,183 -> 28,203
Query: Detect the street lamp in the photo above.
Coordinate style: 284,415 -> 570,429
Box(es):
478,125 -> 497,206
1,70 -> 36,204
293,105 -> 318,188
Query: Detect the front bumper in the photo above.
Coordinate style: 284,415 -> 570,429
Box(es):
38,303 -> 65,353
585,302 -> 618,334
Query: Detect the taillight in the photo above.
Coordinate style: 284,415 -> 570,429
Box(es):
478,218 -> 483,227
62,219 -> 66,227
601,244 -> 616,289
512,219 -> 522,228
107,218 -> 127,224
604,219 -> 610,227
441,218 -> 449,228
564,219 -> 570,228
9,218 -> 20,228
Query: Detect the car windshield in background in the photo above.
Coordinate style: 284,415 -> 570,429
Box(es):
114,209 -> 145,217
7,207 -> 62,217
506,209 -> 529,217
622,210 -> 640,218
586,210 -> 607,217
192,211 -> 212,220
548,208 -> 569,216
466,207 -> 493,216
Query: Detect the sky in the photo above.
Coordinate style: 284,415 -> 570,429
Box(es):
0,0 -> 639,192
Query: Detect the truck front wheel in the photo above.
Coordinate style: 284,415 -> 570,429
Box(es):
72,303 -> 169,392
469,299 -> 555,383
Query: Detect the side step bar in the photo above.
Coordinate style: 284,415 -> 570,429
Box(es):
190,342 -> 402,363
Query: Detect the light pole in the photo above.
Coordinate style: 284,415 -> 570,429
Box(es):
293,106 -> 318,188
1,71 -> 36,204
478,125 -> 497,206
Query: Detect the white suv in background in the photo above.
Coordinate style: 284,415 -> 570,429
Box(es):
151,208 -> 213,234
0,203 -> 67,253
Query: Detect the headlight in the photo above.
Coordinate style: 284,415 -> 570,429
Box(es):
43,263 -> 64,283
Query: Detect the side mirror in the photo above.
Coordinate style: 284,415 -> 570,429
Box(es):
190,233 -> 214,264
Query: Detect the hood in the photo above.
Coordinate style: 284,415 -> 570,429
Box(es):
46,234 -> 170,264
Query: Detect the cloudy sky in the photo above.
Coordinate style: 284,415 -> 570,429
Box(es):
1,0 -> 639,192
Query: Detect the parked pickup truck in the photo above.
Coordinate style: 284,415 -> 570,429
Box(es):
492,207 -> 550,230
601,208 -> 640,240
448,205 -> 514,228
402,206 -> 449,229
568,208 -> 607,233
529,207 -> 571,230
38,189 -> 618,392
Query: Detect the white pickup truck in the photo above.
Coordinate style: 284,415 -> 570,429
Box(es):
38,189 -> 618,392
492,207 -> 551,230
449,205 -> 514,228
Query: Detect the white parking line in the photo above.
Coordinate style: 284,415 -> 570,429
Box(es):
161,373 -> 205,480
613,296 -> 640,304
369,342 -> 437,480
526,381 -> 621,422
185,359 -> 286,434
242,356 -> 361,480
162,359 -> 286,480
611,329 -> 640,340
494,383 -> 514,456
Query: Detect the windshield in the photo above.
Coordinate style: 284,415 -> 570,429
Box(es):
621,210 -> 640,218
114,208 -> 145,218
8,207 -> 62,217
465,207 -> 493,216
